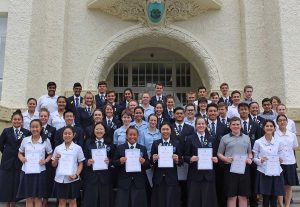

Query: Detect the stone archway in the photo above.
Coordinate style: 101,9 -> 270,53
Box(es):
84,24 -> 222,91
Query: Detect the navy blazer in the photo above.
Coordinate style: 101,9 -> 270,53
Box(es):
83,138 -> 116,185
75,107 -> 93,131
150,138 -> 183,186
118,100 -> 127,111
206,119 -> 229,155
66,96 -> 83,114
113,143 -> 150,189
54,126 -> 85,148
218,97 -> 233,106
95,94 -> 106,109
249,115 -> 265,129
156,114 -> 171,130
171,123 -> 194,152
184,133 -> 216,182
102,118 -> 122,144
150,96 -> 165,107
0,127 -> 31,170
42,124 -> 56,149
241,119 -> 262,148
107,102 -> 123,122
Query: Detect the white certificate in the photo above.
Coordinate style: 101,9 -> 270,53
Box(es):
230,155 -> 247,174
92,149 -> 108,171
197,148 -> 213,170
25,150 -> 42,174
265,155 -> 280,176
125,149 -> 141,172
158,146 -> 174,168
177,163 -> 189,180
57,153 -> 74,176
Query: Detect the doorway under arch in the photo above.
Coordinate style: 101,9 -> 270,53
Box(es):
106,47 -> 203,105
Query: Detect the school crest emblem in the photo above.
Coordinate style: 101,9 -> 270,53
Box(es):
146,0 -> 165,25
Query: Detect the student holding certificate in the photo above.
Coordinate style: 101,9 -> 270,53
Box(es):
51,126 -> 85,207
113,126 -> 150,207
184,117 -> 219,207
275,115 -> 299,207
252,119 -> 285,207
217,117 -> 253,207
0,110 -> 31,206
83,122 -> 115,207
150,122 -> 182,207
17,119 -> 53,207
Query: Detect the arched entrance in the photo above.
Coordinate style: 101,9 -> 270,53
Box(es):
106,47 -> 202,104
84,24 -> 222,99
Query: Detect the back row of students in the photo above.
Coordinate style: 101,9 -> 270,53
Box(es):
0,103 -> 298,207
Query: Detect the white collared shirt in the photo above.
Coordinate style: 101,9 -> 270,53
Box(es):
106,117 -> 113,125
37,94 -> 58,113
197,132 -> 205,142
207,119 -> 217,133
241,118 -> 249,130
227,104 -> 240,119
252,136 -> 283,175
161,138 -> 170,145
274,118 -> 297,134
156,95 -> 163,101
52,142 -> 85,183
19,136 -> 52,172
275,129 -> 298,164
49,111 -> 66,130
22,110 -> 39,130
128,142 -> 137,149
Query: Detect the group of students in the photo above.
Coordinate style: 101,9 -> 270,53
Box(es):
0,81 -> 298,207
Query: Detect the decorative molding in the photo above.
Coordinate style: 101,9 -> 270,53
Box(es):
87,0 -> 222,27
84,24 -> 222,91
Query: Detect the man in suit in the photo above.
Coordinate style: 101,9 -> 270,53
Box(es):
171,107 -> 194,207
66,82 -> 83,113
249,102 -> 265,129
217,102 -> 231,128
150,82 -> 165,107
95,80 -> 107,109
218,82 -> 233,106
207,103 -> 229,207
105,90 -> 123,121
238,103 -> 262,207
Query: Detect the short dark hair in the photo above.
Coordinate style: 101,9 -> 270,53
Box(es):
173,107 -> 184,113
231,90 -> 241,97
155,82 -> 164,88
249,101 -> 259,108
98,81 -> 107,87
73,82 -> 82,88
198,86 -> 207,91
229,116 -> 241,124
47,82 -> 56,88
206,103 -> 218,111
218,102 -> 228,109
262,98 -> 271,105
238,103 -> 249,110
63,109 -> 75,118
243,85 -> 253,92
220,83 -> 229,89
27,98 -> 37,104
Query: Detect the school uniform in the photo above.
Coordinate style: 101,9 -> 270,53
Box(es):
113,126 -> 128,146
156,114 -> 170,130
142,105 -> 154,121
252,136 -> 285,200
249,114 -> 265,129
119,100 -> 128,111
241,118 -> 262,207
184,132 -> 218,207
183,117 -> 196,128
274,118 -> 297,134
218,96 -> 233,106
49,111 -> 66,130
150,138 -> 182,207
66,95 -> 83,113
138,128 -> 161,158
52,141 -> 85,199
227,104 -> 240,119
109,102 -> 123,122
83,138 -> 116,207
76,106 -> 94,131
95,93 -> 106,109
165,108 -> 175,123
258,111 -> 276,121
207,119 -> 229,207
102,117 -> 122,144
22,110 -> 39,130
113,143 -> 150,207
54,125 -> 85,148
130,120 -> 148,135
41,124 -> 57,198
36,94 -> 59,113
150,95 -> 165,107
0,127 -> 30,202
275,130 -> 299,186
218,132 -> 252,197
16,136 -> 53,199
171,122 -> 194,206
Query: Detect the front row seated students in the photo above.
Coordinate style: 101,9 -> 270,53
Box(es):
113,126 -> 150,207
